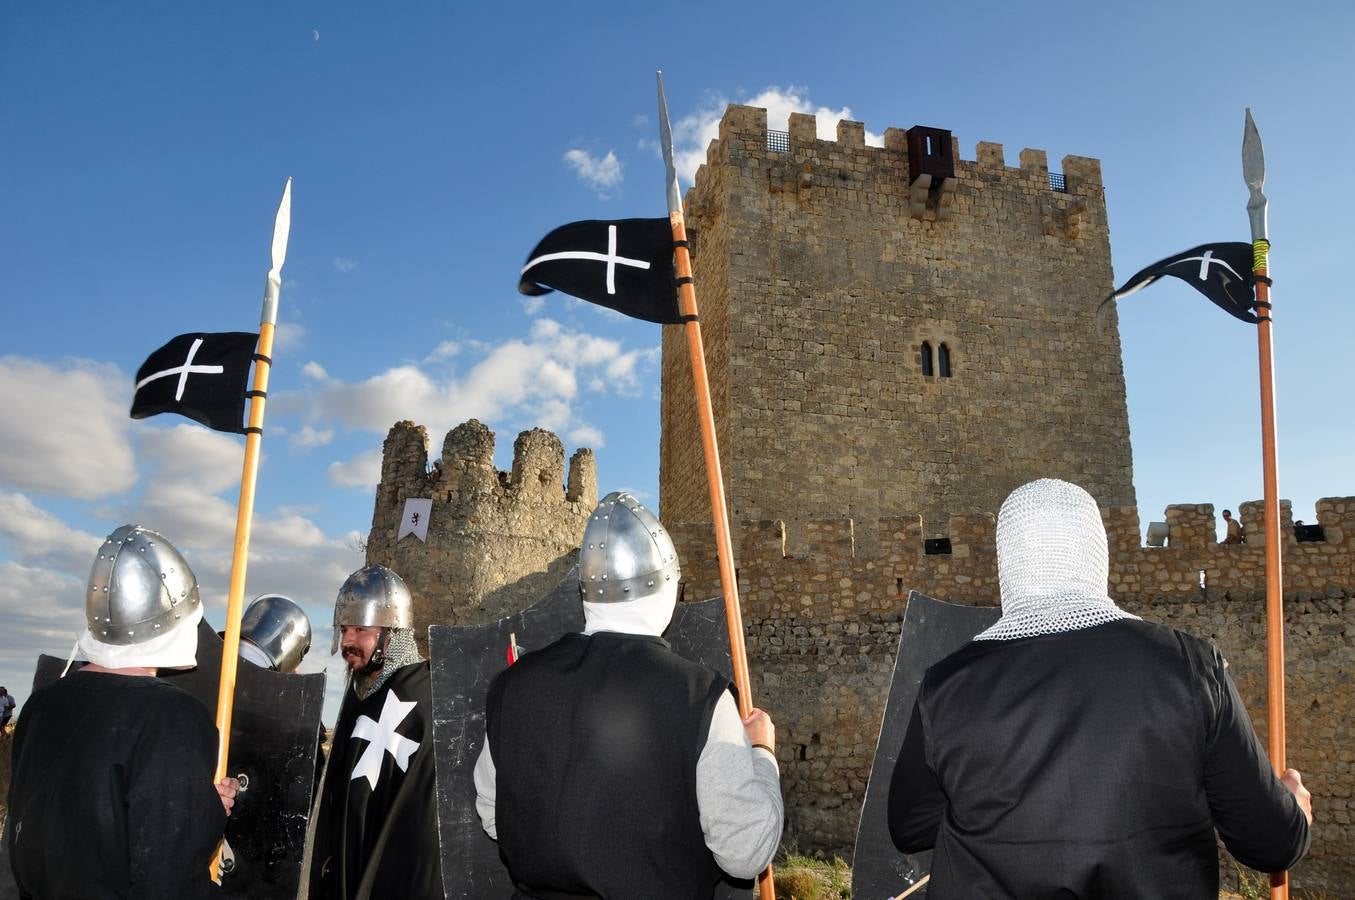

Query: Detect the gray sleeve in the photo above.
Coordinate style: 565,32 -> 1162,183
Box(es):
473,736 -> 497,840
695,691 -> 784,878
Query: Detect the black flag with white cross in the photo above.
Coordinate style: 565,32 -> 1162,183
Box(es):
130,332 -> 258,433
519,218 -> 681,324
1107,242 -> 1259,324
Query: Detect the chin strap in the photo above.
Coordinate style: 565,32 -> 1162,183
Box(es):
357,627 -> 390,677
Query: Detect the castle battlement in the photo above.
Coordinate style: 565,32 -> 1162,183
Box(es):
693,103 -> 1104,200
670,496 -> 1355,611
366,419 -> 596,633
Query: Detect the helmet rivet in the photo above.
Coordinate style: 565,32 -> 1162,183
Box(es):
174,613 -> 181,619
647,580 -> 655,587
139,547 -> 145,552
623,586 -> 630,592
601,574 -> 607,580
597,588 -> 604,595
599,542 -> 605,549
665,574 -> 671,581
103,586 -> 108,593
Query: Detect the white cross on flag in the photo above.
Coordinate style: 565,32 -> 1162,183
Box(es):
519,218 -> 681,324
1106,242 -> 1259,324
398,498 -> 433,542
130,331 -> 258,433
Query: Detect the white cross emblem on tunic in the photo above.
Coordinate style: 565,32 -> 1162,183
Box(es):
134,337 -> 225,401
1178,249 -> 1244,283
349,690 -> 420,790
521,224 -> 651,295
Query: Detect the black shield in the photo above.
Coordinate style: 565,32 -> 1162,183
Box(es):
429,567 -> 751,899
851,592 -> 999,899
0,619 -> 324,900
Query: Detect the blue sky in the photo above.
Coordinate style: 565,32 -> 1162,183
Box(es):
2,1 -> 1351,717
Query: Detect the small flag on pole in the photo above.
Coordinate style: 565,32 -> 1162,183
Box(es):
398,498 -> 434,542
1101,242 -> 1260,325
519,218 -> 680,324
130,332 -> 258,432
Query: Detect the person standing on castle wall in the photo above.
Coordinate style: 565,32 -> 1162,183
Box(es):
0,686 -> 14,735
888,479 -> 1311,898
6,525 -> 239,899
1222,508 -> 1246,544
474,491 -> 784,898
309,565 -> 441,900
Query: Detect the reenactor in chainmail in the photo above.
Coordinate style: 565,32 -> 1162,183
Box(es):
888,478 -> 1312,898
308,565 -> 441,900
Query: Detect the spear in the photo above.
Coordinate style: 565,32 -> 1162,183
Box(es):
1244,110 -> 1290,900
658,71 -> 776,900
211,178 -> 292,879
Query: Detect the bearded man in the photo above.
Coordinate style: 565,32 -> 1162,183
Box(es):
309,564 -> 441,900
888,478 -> 1311,898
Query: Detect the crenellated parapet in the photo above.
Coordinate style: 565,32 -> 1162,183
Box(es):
365,419 -> 597,640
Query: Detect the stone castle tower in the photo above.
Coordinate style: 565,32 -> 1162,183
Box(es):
661,105 -> 1135,534
364,419 -> 596,632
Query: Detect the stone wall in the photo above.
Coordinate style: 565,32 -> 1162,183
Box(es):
364,419 -> 597,636
672,497 -> 1355,895
660,104 -> 1135,533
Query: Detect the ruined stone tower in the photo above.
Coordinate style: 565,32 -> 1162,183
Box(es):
660,105 -> 1135,533
364,419 -> 596,633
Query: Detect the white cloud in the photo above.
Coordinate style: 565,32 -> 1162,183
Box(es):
273,320 -> 307,353
673,86 -> 884,185
0,491 -> 104,573
568,424 -> 604,448
138,424 -> 244,496
424,341 -> 461,363
302,361 -> 329,381
563,149 -> 623,195
284,321 -> 659,482
520,296 -> 545,316
328,448 -> 383,489
333,257 -> 357,274
0,356 -> 137,500
291,425 -> 334,449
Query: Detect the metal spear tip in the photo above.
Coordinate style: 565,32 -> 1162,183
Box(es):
1242,108 -> 1265,190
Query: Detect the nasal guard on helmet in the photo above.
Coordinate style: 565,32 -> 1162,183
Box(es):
578,491 -> 680,604
331,564 -> 413,654
85,524 -> 201,645
240,594 -> 312,673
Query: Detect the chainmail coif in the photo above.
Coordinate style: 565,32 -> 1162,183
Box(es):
975,478 -> 1139,641
355,627 -> 424,699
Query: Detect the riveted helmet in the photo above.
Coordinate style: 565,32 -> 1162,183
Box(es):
578,491 -> 680,604
330,564 -> 413,654
240,594 -> 312,673
85,524 -> 201,645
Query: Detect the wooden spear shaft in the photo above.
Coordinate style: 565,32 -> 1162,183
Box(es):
1255,244 -> 1289,900
669,220 -> 755,713
210,178 -> 291,880
669,210 -> 776,900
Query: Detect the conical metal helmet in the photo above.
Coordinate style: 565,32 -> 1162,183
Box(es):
240,594 -> 312,673
85,524 -> 201,645
578,492 -> 680,603
330,564 -> 413,654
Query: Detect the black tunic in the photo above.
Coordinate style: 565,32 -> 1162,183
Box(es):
309,661 -> 441,900
888,619 -> 1309,899
6,670 -> 225,900
486,631 -> 730,900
